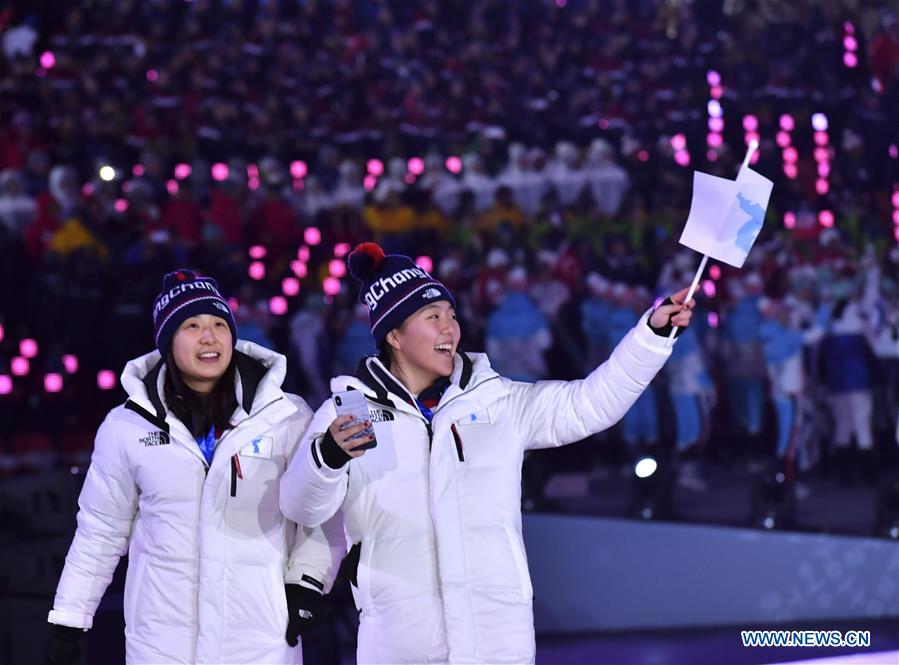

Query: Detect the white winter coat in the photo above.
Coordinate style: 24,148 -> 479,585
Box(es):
49,341 -> 344,664
280,311 -> 673,664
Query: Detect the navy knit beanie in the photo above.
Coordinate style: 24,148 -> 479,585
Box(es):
347,243 -> 455,346
152,269 -> 238,354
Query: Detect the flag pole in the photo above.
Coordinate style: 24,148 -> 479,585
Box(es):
667,140 -> 759,343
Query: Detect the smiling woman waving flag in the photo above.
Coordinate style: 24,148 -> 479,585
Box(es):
280,243 -> 696,665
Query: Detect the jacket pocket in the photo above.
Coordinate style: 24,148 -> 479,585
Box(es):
123,554 -> 148,630
504,523 -> 533,601
356,540 -> 375,615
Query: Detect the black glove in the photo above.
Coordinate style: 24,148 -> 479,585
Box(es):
285,583 -> 323,647
647,297 -> 686,338
46,624 -> 85,665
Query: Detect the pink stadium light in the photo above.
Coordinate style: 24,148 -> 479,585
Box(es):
843,52 -> 858,68
133,164 -> 146,177
814,131 -> 829,146
227,297 -> 239,313
445,156 -> 462,174
329,259 -> 347,278
334,242 -> 351,258
706,70 -> 721,87
290,260 -> 308,278
63,354 -> 78,374
709,86 -> 723,100
174,163 -> 192,179
843,35 -> 858,52
247,163 -> 259,179
778,114 -> 795,132
40,51 -> 56,69
20,339 -> 38,358
783,163 -> 798,179
742,115 -> 758,132
0,375 -> 11,395
776,131 -> 791,148
211,163 -> 229,181
404,173 -> 415,185
97,370 -> 116,390
844,21 -> 855,34
248,245 -> 267,260
892,209 -> 899,225
0,323 -> 4,342
818,210 -> 835,227
709,265 -> 721,280
44,373 -> 63,393
81,183 -> 94,197
813,147 -> 829,162
304,227 -> 322,246
707,312 -> 719,328
707,133 -> 723,148
297,245 -> 311,262
706,149 -> 718,162
282,277 -> 300,296
114,199 -> 129,213
744,132 -> 760,145
408,157 -> 425,175
11,357 -> 29,376
702,280 -> 716,298
248,176 -> 260,191
782,147 -> 798,164
811,113 -> 828,131
248,261 -> 265,280
674,150 -> 690,167
815,179 -> 830,195
670,134 -> 687,151
290,161 -> 308,179
269,296 -> 288,316
363,175 -> 377,192
323,277 -> 341,296
818,162 -> 831,178
146,69 -> 159,82
638,150 -> 650,162
166,179 -> 179,195
708,117 -> 724,133
892,191 -> 899,208
366,159 -> 384,176
415,256 -> 433,273
784,211 -> 797,229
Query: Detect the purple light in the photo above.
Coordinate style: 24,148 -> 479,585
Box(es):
707,312 -> 719,328
744,132 -> 760,145
227,297 -> 239,313
174,163 -> 192,179
776,131 -> 791,148
895,227 -> 899,243
40,51 -> 56,69
706,149 -> 718,162
709,85 -> 723,100
707,133 -> 723,148
555,0 -> 567,7
248,262 -> 265,280
292,178 -> 304,191
674,150 -> 690,167
248,176 -> 260,191
843,35 -> 858,52
363,175 -> 377,191
702,280 -> 716,298
290,161 -> 308,179
0,323 -> 3,342
843,52 -> 858,68
282,277 -> 300,296
784,211 -> 796,229
133,164 -> 145,177
323,277 -> 341,296
20,339 -> 38,358
445,156 -> 462,174
81,183 -> 95,197
247,164 -> 259,179
893,210 -> 899,225
892,191 -> 899,208
44,373 -> 63,393
844,21 -> 855,34
0,375 -> 11,395
334,242 -> 351,258
706,70 -> 721,87
742,115 -> 758,132
811,113 -> 828,131
290,260 -> 308,278
166,179 -> 179,195
122,180 -> 134,194
329,259 -> 347,278
304,227 -> 322,246
818,162 -> 831,178
708,117 -> 724,132
408,157 -> 425,175
248,245 -> 267,260
814,131 -> 829,146
404,173 -> 415,185
709,265 -> 722,280
815,179 -> 829,195
638,150 -> 650,162
783,147 -> 798,164
97,370 -> 116,390
670,134 -> 687,151
415,255 -> 433,273
366,159 -> 384,176
211,163 -> 229,181
11,357 -> 29,376
598,118 -> 610,129
146,69 -> 159,82
818,210 -> 835,227
269,296 -> 288,316
779,114 -> 795,132
35,66 -> 46,78
297,245 -> 311,262
114,198 -> 128,213
707,100 -> 723,118
814,147 -> 830,163
783,164 -> 798,180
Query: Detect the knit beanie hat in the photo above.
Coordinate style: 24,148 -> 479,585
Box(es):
347,243 -> 455,346
152,269 -> 238,354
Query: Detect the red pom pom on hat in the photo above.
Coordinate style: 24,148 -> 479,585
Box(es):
347,242 -> 386,281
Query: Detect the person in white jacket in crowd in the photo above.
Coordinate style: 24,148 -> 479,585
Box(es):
280,243 -> 694,665
47,270 -> 343,665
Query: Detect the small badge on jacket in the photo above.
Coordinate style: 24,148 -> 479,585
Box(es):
240,435 -> 273,459
457,409 -> 491,426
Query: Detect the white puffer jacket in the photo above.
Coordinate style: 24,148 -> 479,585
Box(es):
49,341 -> 344,664
280,311 -> 673,664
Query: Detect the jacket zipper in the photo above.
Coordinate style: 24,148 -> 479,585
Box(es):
230,456 -> 237,497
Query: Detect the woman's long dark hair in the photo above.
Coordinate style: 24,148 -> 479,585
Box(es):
164,349 -> 239,439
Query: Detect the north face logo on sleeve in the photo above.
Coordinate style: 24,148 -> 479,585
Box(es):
140,431 -> 170,447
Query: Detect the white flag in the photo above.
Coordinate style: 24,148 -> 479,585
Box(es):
678,167 -> 773,268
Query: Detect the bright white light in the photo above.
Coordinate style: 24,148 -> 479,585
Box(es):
634,457 -> 657,478
811,113 -> 828,131
707,100 -> 722,118
99,166 -> 116,181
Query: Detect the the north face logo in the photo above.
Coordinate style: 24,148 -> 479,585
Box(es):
422,288 -> 441,299
369,409 -> 395,423
213,300 -> 230,314
140,431 -> 170,447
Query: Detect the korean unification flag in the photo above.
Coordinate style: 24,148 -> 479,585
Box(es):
678,167 -> 773,268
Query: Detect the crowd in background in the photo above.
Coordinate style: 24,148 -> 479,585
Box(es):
0,0 -> 898,495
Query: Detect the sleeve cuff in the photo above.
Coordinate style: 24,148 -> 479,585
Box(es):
310,435 -> 349,479
48,609 -> 93,630
634,309 -> 677,353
